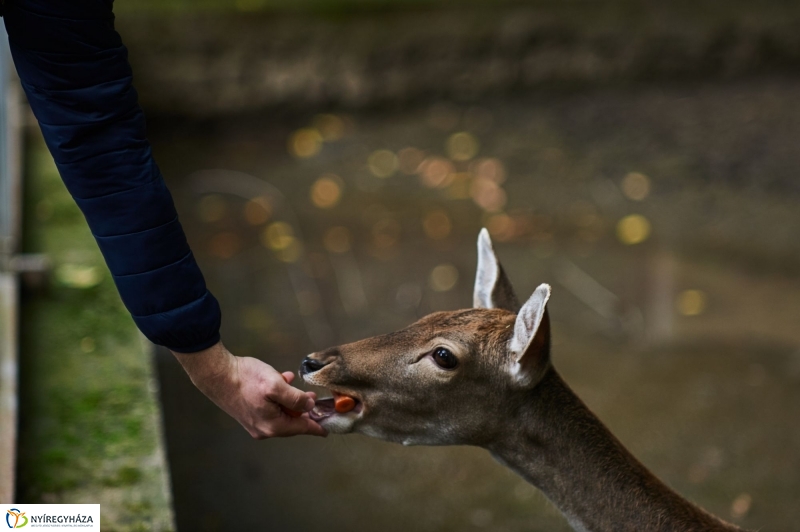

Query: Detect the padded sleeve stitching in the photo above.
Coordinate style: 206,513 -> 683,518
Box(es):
93,215 -> 180,240
112,251 -> 192,279
130,291 -> 213,319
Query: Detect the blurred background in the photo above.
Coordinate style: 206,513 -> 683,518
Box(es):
9,0 -> 800,530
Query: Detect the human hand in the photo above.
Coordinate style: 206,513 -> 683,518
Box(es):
171,341 -> 327,439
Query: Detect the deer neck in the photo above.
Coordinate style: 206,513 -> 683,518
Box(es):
487,368 -> 740,532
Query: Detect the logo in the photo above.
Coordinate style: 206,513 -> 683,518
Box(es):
3,505 -> 97,530
5,509 -> 27,529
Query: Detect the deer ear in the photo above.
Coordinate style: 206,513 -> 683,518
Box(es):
508,284 -> 551,386
473,229 -> 519,312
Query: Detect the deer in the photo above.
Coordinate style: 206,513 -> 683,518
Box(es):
299,229 -> 748,532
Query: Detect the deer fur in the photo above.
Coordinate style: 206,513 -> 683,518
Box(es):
300,229 -> 748,532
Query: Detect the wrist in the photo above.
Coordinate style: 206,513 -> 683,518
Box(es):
171,340 -> 235,390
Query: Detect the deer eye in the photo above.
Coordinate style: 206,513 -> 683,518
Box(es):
432,347 -> 458,370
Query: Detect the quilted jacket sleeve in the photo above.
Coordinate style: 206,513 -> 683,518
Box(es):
3,0 -> 222,353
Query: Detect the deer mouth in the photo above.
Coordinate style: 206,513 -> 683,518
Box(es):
309,391 -> 363,422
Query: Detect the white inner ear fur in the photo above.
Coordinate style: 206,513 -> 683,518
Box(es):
509,283 -> 551,368
473,228 -> 500,309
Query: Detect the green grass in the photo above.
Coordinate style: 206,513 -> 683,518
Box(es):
16,132 -> 174,531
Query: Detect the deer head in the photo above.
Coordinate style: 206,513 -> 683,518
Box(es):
300,229 -> 552,447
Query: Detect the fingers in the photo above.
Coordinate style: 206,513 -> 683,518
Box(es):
301,418 -> 328,437
273,415 -> 328,438
247,414 -> 328,439
267,376 -> 315,413
280,405 -> 303,418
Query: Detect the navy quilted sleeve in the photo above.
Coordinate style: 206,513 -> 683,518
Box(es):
3,0 -> 222,353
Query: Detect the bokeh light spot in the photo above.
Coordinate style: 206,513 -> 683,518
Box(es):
486,213 -> 515,242
446,132 -> 480,161
262,222 -> 296,251
429,264 -> 459,292
323,226 -> 352,253
197,194 -> 227,223
80,336 -> 96,354
470,178 -> 507,213
310,174 -> 343,209
372,218 -> 401,249
209,232 -> 242,259
423,210 -> 452,240
730,493 -> 752,519
616,214 -> 651,245
289,128 -> 323,158
418,157 -> 455,188
470,508 -> 493,528
677,289 -> 707,316
621,172 -> 651,201
368,150 -> 399,178
56,264 -> 102,289
276,240 -> 303,263
244,196 -> 272,225
471,158 -> 506,184
314,114 -> 346,142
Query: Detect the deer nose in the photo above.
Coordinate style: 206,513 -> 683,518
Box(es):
300,357 -> 327,376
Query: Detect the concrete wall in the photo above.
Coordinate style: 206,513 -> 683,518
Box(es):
0,21 -> 23,504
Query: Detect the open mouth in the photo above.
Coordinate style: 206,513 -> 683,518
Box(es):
310,391 -> 363,422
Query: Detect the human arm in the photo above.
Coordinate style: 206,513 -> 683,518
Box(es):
2,0 -> 324,437
172,342 -> 326,438
3,0 -> 219,352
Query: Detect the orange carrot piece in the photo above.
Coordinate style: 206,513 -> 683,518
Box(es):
334,395 -> 356,413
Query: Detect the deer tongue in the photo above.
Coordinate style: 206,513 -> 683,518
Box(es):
310,398 -> 335,421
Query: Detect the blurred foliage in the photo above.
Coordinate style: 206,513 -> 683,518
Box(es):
123,0 -> 549,13
116,0 -> 800,19
118,0 -> 451,13
17,133 -> 174,531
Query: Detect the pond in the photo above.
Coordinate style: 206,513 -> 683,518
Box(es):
150,80 -> 800,531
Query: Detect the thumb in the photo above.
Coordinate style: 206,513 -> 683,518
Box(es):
268,379 -> 314,412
